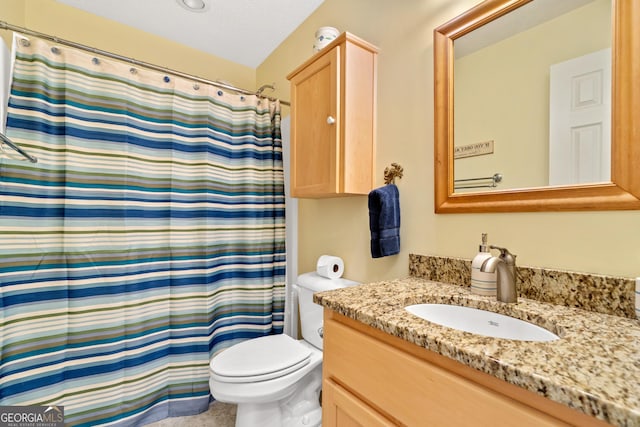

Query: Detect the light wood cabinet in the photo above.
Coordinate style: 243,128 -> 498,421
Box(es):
322,310 -> 611,427
287,33 -> 378,198
323,379 -> 394,427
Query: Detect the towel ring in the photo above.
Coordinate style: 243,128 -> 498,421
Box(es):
384,163 -> 403,185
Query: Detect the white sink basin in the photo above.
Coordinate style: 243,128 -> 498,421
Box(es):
405,304 -> 559,342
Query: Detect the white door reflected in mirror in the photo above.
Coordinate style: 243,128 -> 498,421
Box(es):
549,48 -> 611,186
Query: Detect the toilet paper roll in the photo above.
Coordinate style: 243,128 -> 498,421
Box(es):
316,255 -> 345,279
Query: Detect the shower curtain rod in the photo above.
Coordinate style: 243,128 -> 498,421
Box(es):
0,20 -> 290,106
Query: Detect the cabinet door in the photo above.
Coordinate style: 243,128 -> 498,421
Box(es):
323,378 -> 395,427
289,46 -> 340,197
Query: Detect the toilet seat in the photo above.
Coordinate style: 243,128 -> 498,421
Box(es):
210,334 -> 311,383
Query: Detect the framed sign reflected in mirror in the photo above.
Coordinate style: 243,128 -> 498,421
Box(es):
434,0 -> 640,213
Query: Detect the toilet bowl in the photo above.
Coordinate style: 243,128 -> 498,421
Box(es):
209,272 -> 358,427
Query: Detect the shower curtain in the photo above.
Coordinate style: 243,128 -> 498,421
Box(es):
0,34 -> 285,426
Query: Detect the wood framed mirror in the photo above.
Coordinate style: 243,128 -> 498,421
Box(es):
434,0 -> 640,213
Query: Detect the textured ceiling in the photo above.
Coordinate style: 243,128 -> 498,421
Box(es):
54,0 -> 324,68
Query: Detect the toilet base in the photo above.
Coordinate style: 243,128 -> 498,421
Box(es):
233,367 -> 322,427
236,402 -> 282,427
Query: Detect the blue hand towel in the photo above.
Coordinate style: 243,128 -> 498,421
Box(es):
368,184 -> 400,258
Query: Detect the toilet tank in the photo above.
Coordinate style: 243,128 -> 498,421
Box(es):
297,272 -> 359,350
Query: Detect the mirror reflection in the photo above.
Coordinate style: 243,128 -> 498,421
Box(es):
453,0 -> 611,193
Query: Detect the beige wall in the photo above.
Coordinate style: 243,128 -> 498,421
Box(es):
455,0 -> 611,190
258,0 -> 640,282
0,0 -> 26,47
0,0 -> 255,90
1,0 -> 638,282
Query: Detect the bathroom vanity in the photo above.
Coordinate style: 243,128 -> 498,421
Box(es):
316,278 -> 640,427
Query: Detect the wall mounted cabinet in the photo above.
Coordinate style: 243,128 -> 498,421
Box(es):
287,33 -> 378,198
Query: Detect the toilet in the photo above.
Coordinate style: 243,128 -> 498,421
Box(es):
209,272 -> 358,427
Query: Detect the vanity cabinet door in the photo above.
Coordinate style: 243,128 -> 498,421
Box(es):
323,378 -> 395,427
287,33 -> 377,198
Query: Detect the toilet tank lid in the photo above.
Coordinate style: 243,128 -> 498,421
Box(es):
297,272 -> 359,292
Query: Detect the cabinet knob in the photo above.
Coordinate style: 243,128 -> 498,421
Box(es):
326,116 -> 336,125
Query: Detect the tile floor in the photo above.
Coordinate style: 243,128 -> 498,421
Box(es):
146,402 -> 236,427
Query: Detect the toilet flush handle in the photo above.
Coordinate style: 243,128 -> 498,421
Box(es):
318,327 -> 324,338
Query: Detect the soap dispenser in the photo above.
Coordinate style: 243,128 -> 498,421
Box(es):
471,233 -> 497,296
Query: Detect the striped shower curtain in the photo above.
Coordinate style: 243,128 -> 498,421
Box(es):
0,35 -> 285,426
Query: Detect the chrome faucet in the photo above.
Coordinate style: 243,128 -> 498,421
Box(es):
480,245 -> 517,303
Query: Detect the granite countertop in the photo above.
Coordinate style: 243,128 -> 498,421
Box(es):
314,277 -> 640,427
